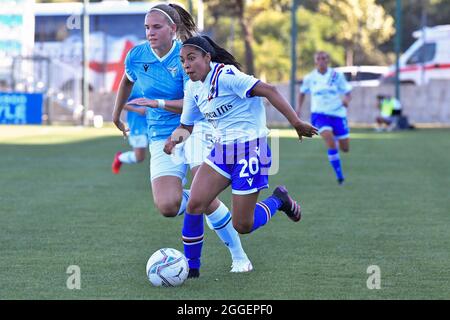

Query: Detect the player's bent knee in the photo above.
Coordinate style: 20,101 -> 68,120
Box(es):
186,198 -> 207,215
136,155 -> 145,162
155,200 -> 180,218
233,221 -> 253,234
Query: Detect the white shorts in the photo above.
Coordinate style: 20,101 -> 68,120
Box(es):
184,129 -> 215,169
149,139 -> 188,181
129,134 -> 148,149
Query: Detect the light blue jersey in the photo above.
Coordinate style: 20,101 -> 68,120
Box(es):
181,62 -> 269,145
300,68 -> 352,118
127,83 -> 147,137
125,40 -> 189,141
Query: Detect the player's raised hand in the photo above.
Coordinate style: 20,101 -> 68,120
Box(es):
293,120 -> 318,141
127,98 -> 158,108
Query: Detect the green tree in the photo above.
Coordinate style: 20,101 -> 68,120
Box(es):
205,0 -> 256,75
320,0 -> 395,66
252,7 -> 344,82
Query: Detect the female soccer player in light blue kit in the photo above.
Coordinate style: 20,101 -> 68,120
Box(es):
112,4 -> 251,277
296,51 -> 352,185
111,83 -> 148,174
164,36 -> 318,249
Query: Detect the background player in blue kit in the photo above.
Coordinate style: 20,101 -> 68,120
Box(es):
112,84 -> 148,174
296,51 -> 352,185
165,36 -> 318,247
112,4 -> 251,277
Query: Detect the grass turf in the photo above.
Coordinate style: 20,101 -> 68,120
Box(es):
0,126 -> 449,299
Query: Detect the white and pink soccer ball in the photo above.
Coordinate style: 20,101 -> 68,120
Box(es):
146,248 -> 189,287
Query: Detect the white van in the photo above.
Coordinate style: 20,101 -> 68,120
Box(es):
334,65 -> 389,87
383,24 -> 450,85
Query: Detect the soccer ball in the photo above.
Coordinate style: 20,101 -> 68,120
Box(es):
146,248 -> 189,287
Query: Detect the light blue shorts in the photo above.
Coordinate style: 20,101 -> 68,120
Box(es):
128,134 -> 148,149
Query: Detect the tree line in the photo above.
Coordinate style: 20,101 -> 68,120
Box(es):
38,0 -> 450,82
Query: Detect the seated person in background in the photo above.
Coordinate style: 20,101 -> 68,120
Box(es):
375,94 -> 402,132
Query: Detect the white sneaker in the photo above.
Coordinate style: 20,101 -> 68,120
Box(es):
230,259 -> 253,273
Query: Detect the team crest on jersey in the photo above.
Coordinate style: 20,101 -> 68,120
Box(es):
167,66 -> 178,77
143,64 -> 149,72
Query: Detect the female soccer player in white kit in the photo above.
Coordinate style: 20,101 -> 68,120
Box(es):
112,4 -> 251,277
296,51 -> 352,185
165,36 -> 318,245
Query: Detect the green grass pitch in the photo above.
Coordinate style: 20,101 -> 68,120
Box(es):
0,126 -> 449,299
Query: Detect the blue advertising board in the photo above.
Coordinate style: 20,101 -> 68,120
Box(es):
0,92 -> 43,125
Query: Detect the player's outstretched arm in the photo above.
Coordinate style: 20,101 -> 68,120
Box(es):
163,124 -> 194,155
112,74 -> 134,137
127,98 -> 184,114
251,82 -> 318,141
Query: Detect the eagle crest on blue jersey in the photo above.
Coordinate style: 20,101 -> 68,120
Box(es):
167,66 -> 178,77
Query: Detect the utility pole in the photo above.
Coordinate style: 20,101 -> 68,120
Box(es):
394,0 -> 402,102
197,0 -> 204,32
81,0 -> 90,125
290,0 -> 299,108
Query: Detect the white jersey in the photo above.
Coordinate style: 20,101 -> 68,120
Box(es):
181,62 -> 269,145
300,68 -> 352,118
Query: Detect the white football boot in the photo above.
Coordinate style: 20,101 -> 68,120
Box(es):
230,258 -> 253,273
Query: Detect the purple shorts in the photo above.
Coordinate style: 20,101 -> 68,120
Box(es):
311,113 -> 349,139
204,137 -> 271,195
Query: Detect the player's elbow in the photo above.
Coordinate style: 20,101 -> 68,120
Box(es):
265,83 -> 278,96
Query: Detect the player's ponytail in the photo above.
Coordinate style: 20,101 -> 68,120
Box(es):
183,36 -> 242,71
149,4 -> 198,42
202,36 -> 242,71
168,3 -> 198,41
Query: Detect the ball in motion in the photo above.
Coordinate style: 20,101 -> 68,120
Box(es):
146,248 -> 189,287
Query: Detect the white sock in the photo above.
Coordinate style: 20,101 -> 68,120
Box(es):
177,189 -> 190,216
118,151 -> 137,164
206,201 -> 248,261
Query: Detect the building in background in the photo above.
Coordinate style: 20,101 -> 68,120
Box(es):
0,0 -> 35,89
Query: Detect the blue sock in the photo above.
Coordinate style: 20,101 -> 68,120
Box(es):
328,149 -> 344,181
251,196 -> 281,232
182,213 -> 204,270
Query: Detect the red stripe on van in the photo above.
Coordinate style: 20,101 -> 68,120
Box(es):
385,63 -> 450,77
